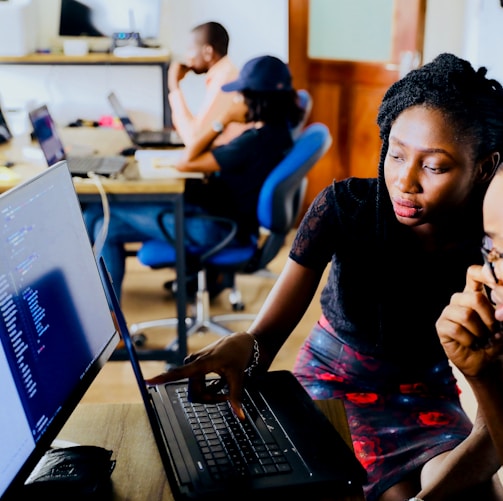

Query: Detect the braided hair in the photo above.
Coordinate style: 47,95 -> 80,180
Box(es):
374,54 -> 503,347
376,53 -> 503,235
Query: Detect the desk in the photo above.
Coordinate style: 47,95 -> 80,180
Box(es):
0,53 -> 172,127
0,129 -> 189,365
56,401 -> 365,501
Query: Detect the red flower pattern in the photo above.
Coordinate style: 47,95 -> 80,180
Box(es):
352,436 -> 383,470
418,411 -> 451,427
346,392 -> 379,405
318,372 -> 344,382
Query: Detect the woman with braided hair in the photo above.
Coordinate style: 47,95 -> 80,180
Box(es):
147,53 -> 503,500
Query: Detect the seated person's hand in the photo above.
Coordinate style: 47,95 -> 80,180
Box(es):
168,62 -> 192,91
145,332 -> 257,420
436,264 -> 503,379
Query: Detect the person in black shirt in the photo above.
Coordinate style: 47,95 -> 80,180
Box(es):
148,54 -> 503,500
83,56 -> 303,301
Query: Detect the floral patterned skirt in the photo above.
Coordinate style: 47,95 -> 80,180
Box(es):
293,316 -> 473,501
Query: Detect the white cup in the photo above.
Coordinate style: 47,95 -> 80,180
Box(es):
63,40 -> 89,56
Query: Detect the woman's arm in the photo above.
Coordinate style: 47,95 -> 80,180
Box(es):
146,258 -> 324,419
248,258 -> 324,367
176,97 -> 248,175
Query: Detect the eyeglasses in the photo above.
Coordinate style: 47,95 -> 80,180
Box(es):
481,235 -> 503,284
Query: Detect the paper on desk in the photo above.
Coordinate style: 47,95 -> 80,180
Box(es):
135,149 -> 204,179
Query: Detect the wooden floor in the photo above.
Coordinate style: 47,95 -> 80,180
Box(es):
82,230 -> 325,404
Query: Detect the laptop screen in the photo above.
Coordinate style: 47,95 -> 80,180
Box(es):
0,106 -> 12,144
0,162 -> 119,498
107,92 -> 137,141
28,105 -> 67,166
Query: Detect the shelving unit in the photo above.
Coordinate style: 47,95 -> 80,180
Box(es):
0,52 -> 172,127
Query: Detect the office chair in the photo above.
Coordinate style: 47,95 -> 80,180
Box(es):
129,122 -> 332,349
291,89 -> 313,139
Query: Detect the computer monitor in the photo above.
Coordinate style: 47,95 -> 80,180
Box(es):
58,0 -> 161,41
0,161 -> 119,499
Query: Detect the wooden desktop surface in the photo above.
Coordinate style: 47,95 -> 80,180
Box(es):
0,128 -> 185,194
0,53 -> 170,65
56,401 -> 365,501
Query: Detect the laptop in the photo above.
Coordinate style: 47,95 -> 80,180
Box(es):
0,161 -> 120,500
108,91 -> 184,147
0,104 -> 12,144
98,258 -> 367,500
28,104 -> 127,177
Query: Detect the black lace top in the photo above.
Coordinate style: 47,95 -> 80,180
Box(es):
289,178 -> 484,370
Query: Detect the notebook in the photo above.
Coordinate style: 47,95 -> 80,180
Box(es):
108,91 -> 184,147
28,104 -> 127,177
97,258 -> 367,500
0,161 -> 120,500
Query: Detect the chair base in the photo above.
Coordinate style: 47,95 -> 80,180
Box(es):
127,269 -> 257,353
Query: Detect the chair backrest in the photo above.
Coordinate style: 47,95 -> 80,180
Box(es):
251,122 -> 332,270
291,89 -> 313,139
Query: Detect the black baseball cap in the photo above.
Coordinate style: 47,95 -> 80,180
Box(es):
221,55 -> 293,92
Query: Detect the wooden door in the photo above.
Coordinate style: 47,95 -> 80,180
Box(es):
288,0 -> 426,212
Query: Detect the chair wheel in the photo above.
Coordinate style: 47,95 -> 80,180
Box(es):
232,302 -> 245,312
133,333 -> 147,347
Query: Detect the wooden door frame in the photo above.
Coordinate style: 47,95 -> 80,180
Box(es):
288,0 -> 427,85
287,0 -> 427,212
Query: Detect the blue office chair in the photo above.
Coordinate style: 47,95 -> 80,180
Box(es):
129,122 -> 332,347
291,89 -> 313,139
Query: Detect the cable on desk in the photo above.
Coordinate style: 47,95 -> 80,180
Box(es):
87,171 -> 110,257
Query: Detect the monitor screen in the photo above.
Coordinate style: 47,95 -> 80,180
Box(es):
0,162 -> 119,499
58,0 -> 161,39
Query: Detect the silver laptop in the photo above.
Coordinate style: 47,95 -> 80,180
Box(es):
97,257 -> 367,500
28,104 -> 127,177
0,161 -> 120,499
108,91 -> 184,147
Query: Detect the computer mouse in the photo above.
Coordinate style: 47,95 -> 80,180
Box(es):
120,146 -> 138,156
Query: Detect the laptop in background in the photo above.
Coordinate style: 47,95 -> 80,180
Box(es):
0,104 -> 12,144
28,104 -> 127,177
108,91 -> 184,148
97,257 -> 367,500
0,161 -> 120,499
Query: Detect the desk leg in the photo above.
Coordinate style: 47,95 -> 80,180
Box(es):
173,194 -> 187,363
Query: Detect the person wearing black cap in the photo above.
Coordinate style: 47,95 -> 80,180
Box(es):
83,55 -> 304,302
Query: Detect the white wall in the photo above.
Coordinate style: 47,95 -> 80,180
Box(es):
2,0 -> 503,134
424,0 -> 503,84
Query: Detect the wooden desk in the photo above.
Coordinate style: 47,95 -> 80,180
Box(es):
0,53 -> 172,127
0,129 -> 189,365
56,401 -> 365,501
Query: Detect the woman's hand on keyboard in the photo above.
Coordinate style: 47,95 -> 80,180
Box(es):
145,332 -> 256,420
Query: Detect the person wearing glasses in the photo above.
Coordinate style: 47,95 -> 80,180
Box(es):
429,167 -> 503,499
148,53 -> 503,500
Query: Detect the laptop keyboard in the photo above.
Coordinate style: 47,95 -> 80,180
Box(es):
176,387 -> 292,481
